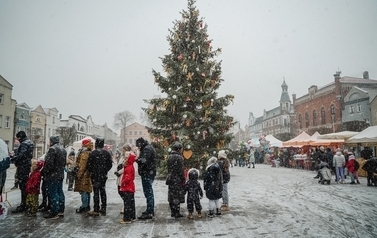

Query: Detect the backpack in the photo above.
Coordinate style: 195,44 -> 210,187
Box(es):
354,160 -> 360,171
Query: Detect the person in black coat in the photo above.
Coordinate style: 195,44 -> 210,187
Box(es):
204,157 -> 223,218
185,168 -> 203,219
362,157 -> 377,186
166,142 -> 185,218
42,135 -> 67,219
87,138 -> 113,216
11,131 -> 34,213
136,137 -> 156,219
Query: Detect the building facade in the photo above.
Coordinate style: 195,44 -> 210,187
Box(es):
43,107 -> 60,152
0,75 -> 16,149
293,71 -> 377,135
30,105 -> 47,158
121,122 -> 150,146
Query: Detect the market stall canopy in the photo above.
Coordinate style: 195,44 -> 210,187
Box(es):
282,131 -> 311,147
345,126 -> 377,146
308,131 -> 344,146
265,135 -> 283,147
317,131 -> 358,140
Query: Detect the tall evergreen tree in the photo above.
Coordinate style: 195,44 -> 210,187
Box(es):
143,0 -> 235,173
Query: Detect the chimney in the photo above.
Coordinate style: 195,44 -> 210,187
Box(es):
363,71 -> 369,79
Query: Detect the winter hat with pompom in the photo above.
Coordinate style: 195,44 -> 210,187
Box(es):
82,138 -> 92,147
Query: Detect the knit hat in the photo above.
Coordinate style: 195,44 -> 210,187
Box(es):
218,150 -> 227,159
349,155 -> 355,160
82,138 -> 91,146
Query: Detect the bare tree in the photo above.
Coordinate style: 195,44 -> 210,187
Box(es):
56,126 -> 77,148
139,111 -> 152,127
113,110 -> 135,144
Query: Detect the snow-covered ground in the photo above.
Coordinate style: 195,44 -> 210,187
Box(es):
1,163 -> 377,238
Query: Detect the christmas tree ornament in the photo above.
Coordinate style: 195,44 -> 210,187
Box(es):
186,72 -> 193,80
183,150 -> 193,159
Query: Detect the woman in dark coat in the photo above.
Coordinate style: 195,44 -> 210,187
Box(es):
166,142 -> 186,218
204,157 -> 223,218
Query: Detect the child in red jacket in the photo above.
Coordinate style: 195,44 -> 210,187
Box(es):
118,151 -> 136,224
25,159 -> 44,216
346,155 -> 360,184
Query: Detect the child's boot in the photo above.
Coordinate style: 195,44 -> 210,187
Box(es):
197,211 -> 202,218
187,213 -> 193,219
216,208 -> 221,216
208,210 -> 214,218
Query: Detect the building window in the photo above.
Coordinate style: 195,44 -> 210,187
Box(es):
36,117 -> 41,122
134,131 -> 137,135
313,110 -> 317,126
21,112 -> 25,119
139,131 -> 142,135
0,94 -> 3,104
357,104 -> 362,112
129,139 -> 132,144
330,104 -> 335,115
53,117 -> 55,124
349,106 -> 355,114
298,114 -> 302,129
305,112 -> 309,128
321,107 -> 326,125
0,115 -> 2,128
5,116 -> 10,128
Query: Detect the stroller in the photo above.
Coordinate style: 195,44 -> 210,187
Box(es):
319,166 -> 332,185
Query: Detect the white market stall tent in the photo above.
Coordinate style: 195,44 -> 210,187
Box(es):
265,135 -> 283,147
345,126 -> 377,146
317,131 -> 358,140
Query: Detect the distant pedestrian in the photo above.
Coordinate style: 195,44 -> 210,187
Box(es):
136,137 -> 157,220
11,131 -> 34,214
87,138 -> 113,216
25,159 -> 43,217
166,142 -> 185,218
217,150 -> 230,211
74,139 -> 93,213
42,135 -> 67,219
66,151 -> 76,191
118,149 -> 136,224
185,168 -> 203,219
362,157 -> 377,186
0,138 -> 11,196
346,155 -> 360,184
333,148 -> 345,184
248,147 -> 256,168
204,157 -> 223,218
114,144 -> 132,214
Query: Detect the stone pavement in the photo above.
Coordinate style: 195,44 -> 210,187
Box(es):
1,163 -> 376,238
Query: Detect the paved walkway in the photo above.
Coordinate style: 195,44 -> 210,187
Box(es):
1,163 -> 377,238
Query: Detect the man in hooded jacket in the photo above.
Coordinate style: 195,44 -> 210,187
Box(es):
136,137 -> 156,219
42,135 -> 67,219
87,138 -> 113,216
11,131 -> 34,213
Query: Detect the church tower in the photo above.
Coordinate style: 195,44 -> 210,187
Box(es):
280,79 -> 291,112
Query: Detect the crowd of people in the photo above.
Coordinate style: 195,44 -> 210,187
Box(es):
1,130 -> 375,224
1,131 -> 235,224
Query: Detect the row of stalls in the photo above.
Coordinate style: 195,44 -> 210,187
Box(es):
266,126 -> 377,175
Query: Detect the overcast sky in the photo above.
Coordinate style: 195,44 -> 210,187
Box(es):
1,0 -> 376,134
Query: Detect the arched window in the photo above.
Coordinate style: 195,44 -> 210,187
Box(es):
305,112 -> 309,128
298,114 -> 302,129
313,110 -> 317,126
330,104 -> 336,122
321,107 -> 326,124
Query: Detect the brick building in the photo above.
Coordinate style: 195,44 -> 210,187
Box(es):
293,71 -> 377,135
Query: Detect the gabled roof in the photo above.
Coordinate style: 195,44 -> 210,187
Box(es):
0,75 -> 13,88
17,102 -> 31,110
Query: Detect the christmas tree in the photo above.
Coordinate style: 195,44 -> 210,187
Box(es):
143,0 -> 236,174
